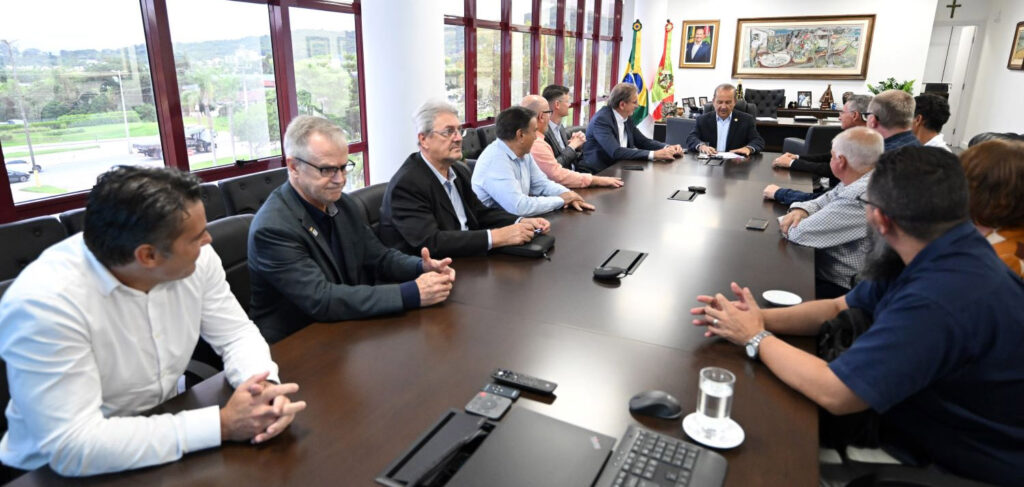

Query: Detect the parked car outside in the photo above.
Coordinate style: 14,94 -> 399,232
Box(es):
5,159 -> 43,173
7,169 -> 31,183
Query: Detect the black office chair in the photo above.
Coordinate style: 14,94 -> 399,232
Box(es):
350,183 -> 388,236
477,124 -> 497,149
665,118 -> 696,146
456,160 -> 475,175
58,207 -> 86,235
744,89 -> 786,118
461,127 -> 483,160
783,125 -> 843,156
703,100 -> 758,118
218,167 -> 288,216
200,182 -> 228,222
0,215 -> 68,282
567,125 -> 586,138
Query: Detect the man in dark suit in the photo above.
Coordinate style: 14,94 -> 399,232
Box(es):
686,83 -> 765,156
380,100 -> 549,259
541,84 -> 585,170
248,115 -> 456,343
581,82 -> 684,173
684,26 -> 712,63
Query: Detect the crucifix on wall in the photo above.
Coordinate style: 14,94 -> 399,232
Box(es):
947,0 -> 962,19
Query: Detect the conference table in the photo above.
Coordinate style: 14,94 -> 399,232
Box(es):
10,153 -> 820,486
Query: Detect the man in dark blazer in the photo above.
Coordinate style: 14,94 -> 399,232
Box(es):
581,82 -> 684,173
686,83 -> 765,156
541,84 -> 586,170
684,26 -> 712,63
380,100 -> 549,259
249,116 -> 456,344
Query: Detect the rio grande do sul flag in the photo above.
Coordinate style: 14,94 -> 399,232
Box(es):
650,20 -> 675,122
621,20 -> 649,125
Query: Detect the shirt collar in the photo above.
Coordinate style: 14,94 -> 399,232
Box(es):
495,138 -> 525,162
548,119 -> 561,132
612,109 -> 627,125
420,151 -> 456,185
898,221 -> 977,278
80,237 -> 124,297
836,169 -> 873,198
716,112 -> 732,123
290,183 -> 338,219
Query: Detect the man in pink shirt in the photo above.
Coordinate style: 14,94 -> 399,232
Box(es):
521,94 -> 624,189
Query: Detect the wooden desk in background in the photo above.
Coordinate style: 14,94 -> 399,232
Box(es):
9,154 -> 820,487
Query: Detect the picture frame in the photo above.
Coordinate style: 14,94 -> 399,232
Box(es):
698,96 -> 709,106
679,20 -> 721,69
1008,21 -> 1024,70
732,14 -> 875,79
797,91 -> 812,108
684,97 -> 696,108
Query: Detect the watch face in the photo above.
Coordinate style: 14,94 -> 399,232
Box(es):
745,343 -> 756,358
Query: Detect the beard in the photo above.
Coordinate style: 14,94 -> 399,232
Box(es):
859,224 -> 906,282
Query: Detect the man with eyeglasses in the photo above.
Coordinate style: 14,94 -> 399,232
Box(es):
249,115 -> 455,344
865,89 -> 921,151
541,84 -> 586,170
379,100 -> 550,259
764,94 -> 873,205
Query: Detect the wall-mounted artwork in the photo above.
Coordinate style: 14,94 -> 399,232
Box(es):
679,20 -> 720,69
732,15 -> 875,79
1008,21 -> 1024,70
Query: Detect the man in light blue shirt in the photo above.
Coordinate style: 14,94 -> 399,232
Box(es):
472,106 -> 594,217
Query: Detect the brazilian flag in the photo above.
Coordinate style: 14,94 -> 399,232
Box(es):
622,20 -> 649,125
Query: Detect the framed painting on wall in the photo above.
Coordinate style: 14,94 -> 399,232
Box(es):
1008,21 -> 1024,70
732,14 -> 875,79
679,20 -> 720,69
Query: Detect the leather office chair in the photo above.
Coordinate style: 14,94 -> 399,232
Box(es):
567,125 -> 586,137
218,167 -> 288,216
58,207 -> 86,235
350,183 -> 388,236
783,125 -> 843,156
703,100 -> 758,118
461,127 -> 483,160
477,124 -> 497,149
665,118 -> 697,146
455,160 -> 474,176
0,215 -> 68,282
744,89 -> 786,118
200,182 -> 228,222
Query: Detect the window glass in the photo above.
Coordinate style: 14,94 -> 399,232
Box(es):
444,26 -> 466,121
510,0 -> 532,26
441,0 -> 464,17
344,151 -> 364,191
584,0 -> 595,34
168,0 -> 279,171
582,39 -> 594,100
538,35 -> 556,91
540,0 -> 557,29
564,1 -> 578,32
600,0 -> 616,35
598,40 -> 614,97
475,29 -> 501,120
563,36 -> 577,94
0,1 -> 160,204
509,32 -> 531,106
477,0 -> 501,22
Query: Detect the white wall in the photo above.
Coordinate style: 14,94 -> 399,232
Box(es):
960,0 -> 1024,140
619,0 -> 938,113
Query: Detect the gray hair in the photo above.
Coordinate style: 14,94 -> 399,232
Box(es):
283,115 -> 348,162
414,99 -> 460,137
607,82 -> 638,109
713,83 -> 736,100
846,94 -> 873,119
832,126 -> 884,172
868,90 -> 915,129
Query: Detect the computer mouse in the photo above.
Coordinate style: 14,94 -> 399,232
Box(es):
593,266 -> 626,280
629,390 -> 682,419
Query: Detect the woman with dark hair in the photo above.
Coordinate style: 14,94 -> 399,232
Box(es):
960,139 -> 1024,278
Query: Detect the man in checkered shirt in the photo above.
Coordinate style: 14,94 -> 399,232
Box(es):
779,127 -> 884,299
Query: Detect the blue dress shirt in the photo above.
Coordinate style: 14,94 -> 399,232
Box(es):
420,153 -> 492,248
715,114 -> 731,152
471,139 -> 569,217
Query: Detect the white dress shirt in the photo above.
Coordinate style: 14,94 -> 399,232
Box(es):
924,133 -> 952,152
0,234 -> 279,476
612,109 -> 656,160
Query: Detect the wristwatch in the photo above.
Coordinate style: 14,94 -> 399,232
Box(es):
745,330 -> 773,360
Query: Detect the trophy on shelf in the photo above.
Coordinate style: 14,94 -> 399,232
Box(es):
819,84 -> 835,110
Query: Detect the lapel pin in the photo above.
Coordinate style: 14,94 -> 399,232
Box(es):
308,226 -> 318,237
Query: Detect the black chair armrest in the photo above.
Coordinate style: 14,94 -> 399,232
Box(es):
847,465 -> 995,487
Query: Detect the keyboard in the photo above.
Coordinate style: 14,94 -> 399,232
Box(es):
594,425 -> 728,487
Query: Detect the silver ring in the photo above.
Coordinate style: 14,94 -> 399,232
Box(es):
712,318 -> 720,326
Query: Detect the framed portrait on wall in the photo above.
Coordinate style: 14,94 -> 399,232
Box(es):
679,20 -> 720,69
1008,21 -> 1024,70
732,14 -> 875,79
797,91 -> 812,108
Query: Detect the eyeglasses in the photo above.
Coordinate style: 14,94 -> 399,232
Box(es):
431,127 -> 461,139
293,156 -> 355,177
856,194 -> 883,211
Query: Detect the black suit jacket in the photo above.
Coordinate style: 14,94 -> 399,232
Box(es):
582,105 -> 666,172
248,182 -> 422,343
543,124 -> 579,170
379,153 -> 518,259
685,110 -> 766,153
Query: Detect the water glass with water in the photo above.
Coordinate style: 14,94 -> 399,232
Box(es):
695,367 -> 735,432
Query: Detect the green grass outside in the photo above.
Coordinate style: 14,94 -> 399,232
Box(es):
19,185 -> 67,195
1,123 -> 160,147
4,145 -> 100,158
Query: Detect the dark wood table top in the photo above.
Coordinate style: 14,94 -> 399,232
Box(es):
9,154 -> 820,487
776,108 -> 841,119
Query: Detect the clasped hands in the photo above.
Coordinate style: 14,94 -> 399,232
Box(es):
417,248 -> 455,306
689,282 -> 765,346
221,371 -> 306,444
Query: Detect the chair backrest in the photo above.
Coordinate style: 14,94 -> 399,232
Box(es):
567,125 -> 586,137
58,208 -> 86,235
805,125 -> 844,155
218,167 -> 288,216
477,124 -> 497,148
0,215 -> 68,282
207,214 -> 254,313
457,160 -> 475,175
461,127 -> 483,160
744,89 -> 786,118
199,182 -> 228,222
665,118 -> 697,146
703,100 -> 758,118
350,183 -> 388,235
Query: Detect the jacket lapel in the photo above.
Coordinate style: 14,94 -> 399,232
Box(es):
281,185 -> 343,279
416,154 -> 461,225
727,114 -> 741,148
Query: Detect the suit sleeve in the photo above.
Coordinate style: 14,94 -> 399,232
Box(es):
591,115 -> 651,161
388,175 -> 492,258
630,124 -> 667,151
790,156 -> 836,179
686,118 -> 709,151
356,215 -> 422,283
742,119 -> 765,153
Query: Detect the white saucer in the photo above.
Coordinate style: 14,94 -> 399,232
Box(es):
762,289 -> 802,306
682,412 -> 745,449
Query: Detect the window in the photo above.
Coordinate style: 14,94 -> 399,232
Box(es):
509,32 -> 531,105
475,29 -> 501,120
0,1 -> 160,204
444,26 -> 467,121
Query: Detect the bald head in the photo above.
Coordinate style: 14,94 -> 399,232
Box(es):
832,126 -> 884,173
521,94 -> 551,132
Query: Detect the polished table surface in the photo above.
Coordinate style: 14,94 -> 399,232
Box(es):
10,153 -> 820,486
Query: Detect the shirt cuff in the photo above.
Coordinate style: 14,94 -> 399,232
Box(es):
648,151 -> 655,160
486,229 -> 493,250
417,260 -> 424,274
180,405 -> 221,453
399,281 -> 421,309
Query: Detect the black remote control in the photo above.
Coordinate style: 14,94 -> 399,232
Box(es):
465,391 -> 512,420
482,382 -> 521,400
490,368 -> 557,395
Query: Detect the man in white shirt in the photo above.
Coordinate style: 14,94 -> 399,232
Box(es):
912,94 -> 952,151
0,166 -> 305,476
